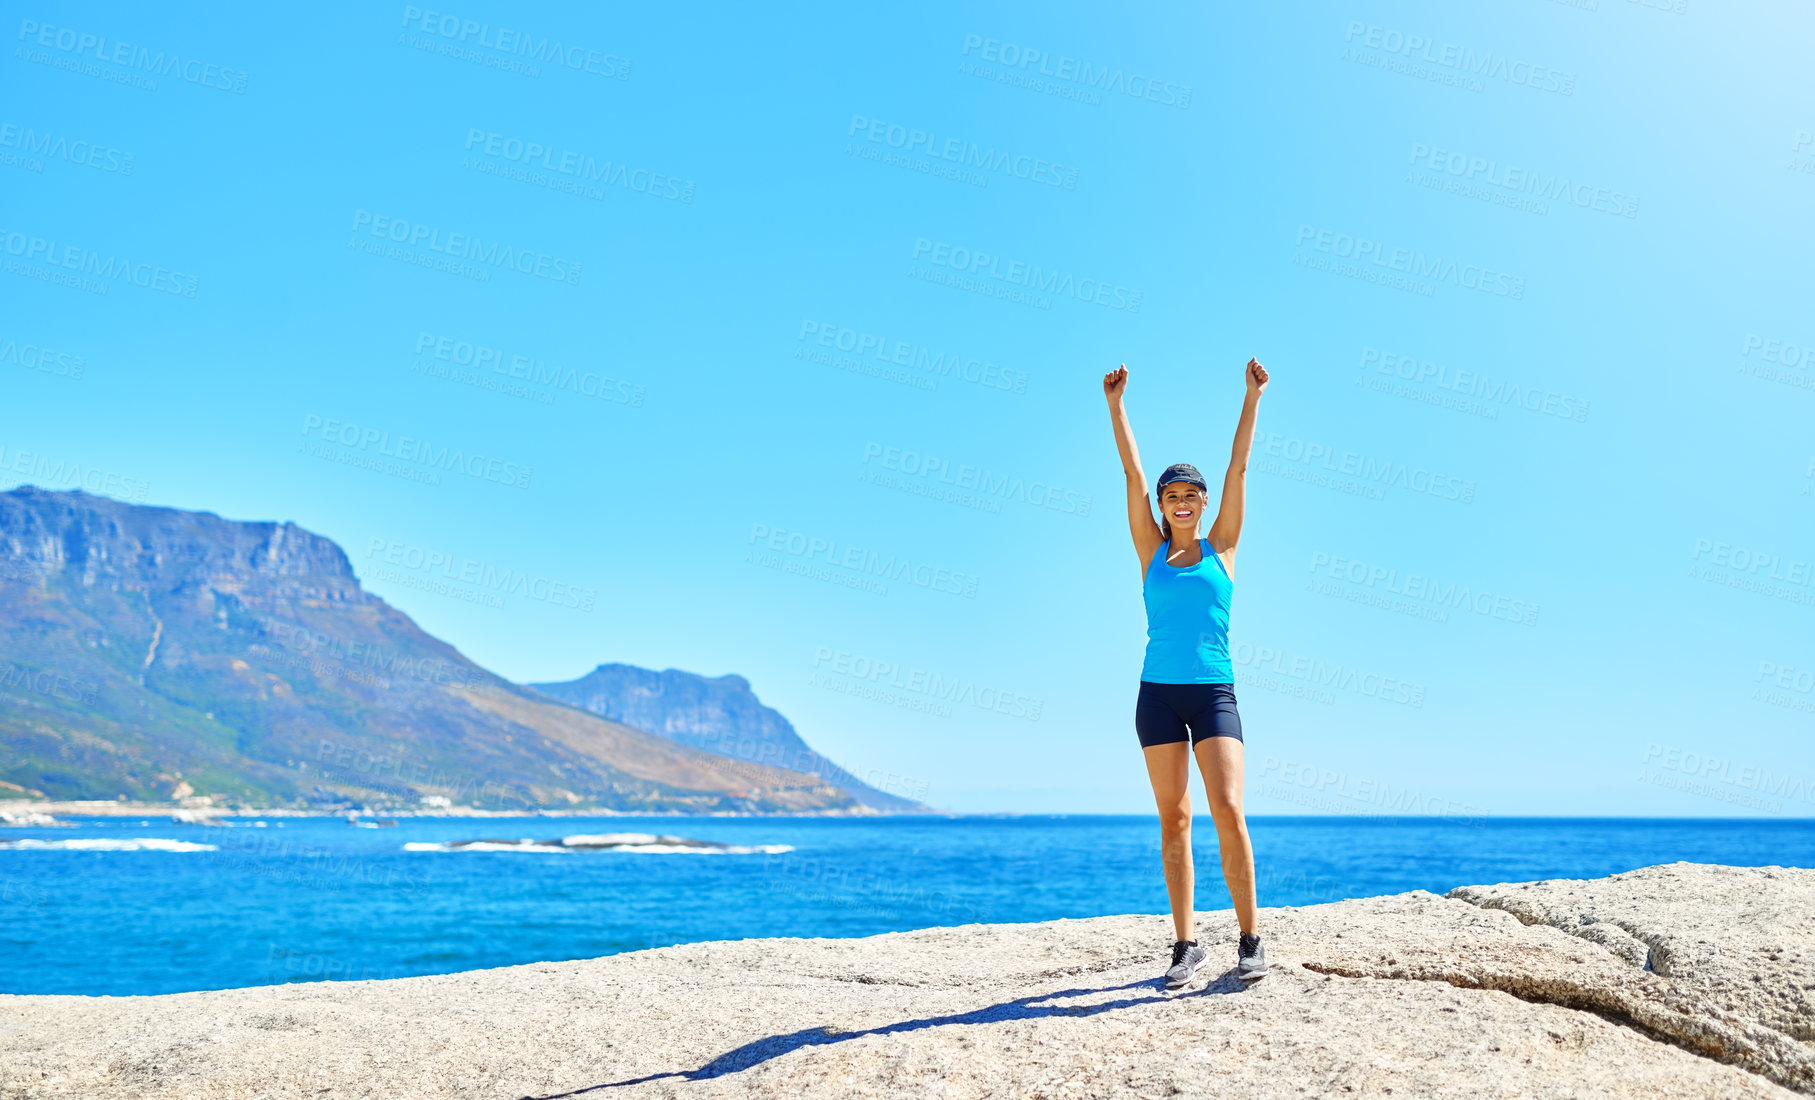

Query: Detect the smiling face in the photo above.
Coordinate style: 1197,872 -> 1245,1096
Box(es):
1159,480 -> 1206,538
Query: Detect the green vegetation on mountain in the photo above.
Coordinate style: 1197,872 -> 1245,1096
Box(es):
0,488 -> 859,813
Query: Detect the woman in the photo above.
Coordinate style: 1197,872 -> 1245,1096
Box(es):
1103,357 -> 1269,990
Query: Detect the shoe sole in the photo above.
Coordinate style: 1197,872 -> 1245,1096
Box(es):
1237,967 -> 1268,982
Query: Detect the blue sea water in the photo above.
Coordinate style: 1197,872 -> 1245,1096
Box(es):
2,815 -> 1811,996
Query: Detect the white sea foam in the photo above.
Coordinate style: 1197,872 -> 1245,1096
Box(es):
605,843 -> 794,855
403,837 -> 793,855
0,837 -> 217,852
561,833 -> 663,846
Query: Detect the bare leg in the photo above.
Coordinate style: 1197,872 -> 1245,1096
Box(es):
1194,736 -> 1258,934
1142,742 -> 1195,942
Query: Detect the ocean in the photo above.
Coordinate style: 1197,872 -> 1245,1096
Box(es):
3,814 -> 1811,996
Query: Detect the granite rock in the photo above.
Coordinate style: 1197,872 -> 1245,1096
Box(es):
1,862 -> 1807,1099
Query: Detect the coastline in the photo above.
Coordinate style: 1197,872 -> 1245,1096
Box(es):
3,862 -> 1809,1099
0,800 -> 913,820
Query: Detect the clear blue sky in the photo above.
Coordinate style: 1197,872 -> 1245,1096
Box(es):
4,2 -> 1811,815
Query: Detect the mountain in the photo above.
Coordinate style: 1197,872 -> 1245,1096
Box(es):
0,488 -> 858,813
530,664 -> 929,813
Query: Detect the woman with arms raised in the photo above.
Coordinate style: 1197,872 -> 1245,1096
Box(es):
1103,357 -> 1269,990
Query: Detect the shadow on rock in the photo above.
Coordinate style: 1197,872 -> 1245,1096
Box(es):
523,971 -> 1252,1098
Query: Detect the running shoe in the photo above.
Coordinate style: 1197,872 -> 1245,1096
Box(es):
1164,940 -> 1206,989
1237,932 -> 1268,982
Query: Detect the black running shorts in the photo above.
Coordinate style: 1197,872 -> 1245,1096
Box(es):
1135,681 -> 1243,748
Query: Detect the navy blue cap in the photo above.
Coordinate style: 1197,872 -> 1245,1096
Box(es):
1156,463 -> 1207,494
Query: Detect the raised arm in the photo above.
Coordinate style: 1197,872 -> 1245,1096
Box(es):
1104,365 -> 1163,574
1207,358 -> 1269,560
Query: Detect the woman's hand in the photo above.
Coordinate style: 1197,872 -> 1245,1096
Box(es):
1104,364 -> 1129,403
1245,358 -> 1269,397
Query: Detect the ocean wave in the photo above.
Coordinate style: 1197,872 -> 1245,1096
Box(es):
0,838 -> 217,852
404,834 -> 793,855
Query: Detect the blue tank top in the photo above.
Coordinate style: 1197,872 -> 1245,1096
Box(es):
1141,537 -> 1234,683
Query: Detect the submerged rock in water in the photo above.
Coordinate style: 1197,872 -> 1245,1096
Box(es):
561,833 -> 726,849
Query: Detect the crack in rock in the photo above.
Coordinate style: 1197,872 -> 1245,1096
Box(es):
1446,886 -> 1670,973
1300,954 -> 1815,1097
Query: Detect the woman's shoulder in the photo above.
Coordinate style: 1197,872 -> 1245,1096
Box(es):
1203,536 -> 1234,580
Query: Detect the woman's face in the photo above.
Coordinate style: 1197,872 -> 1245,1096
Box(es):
1160,482 -> 1205,532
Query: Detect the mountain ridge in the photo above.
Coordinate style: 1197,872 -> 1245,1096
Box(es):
0,487 -> 861,814
531,663 -> 930,813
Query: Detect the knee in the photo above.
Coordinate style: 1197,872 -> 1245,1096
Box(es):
1206,789 -> 1242,823
1158,807 -> 1193,839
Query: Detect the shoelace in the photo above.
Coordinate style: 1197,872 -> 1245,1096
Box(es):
1170,941 -> 1193,967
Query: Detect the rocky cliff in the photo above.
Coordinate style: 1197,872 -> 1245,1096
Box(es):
532,663 -> 928,813
0,488 -> 857,813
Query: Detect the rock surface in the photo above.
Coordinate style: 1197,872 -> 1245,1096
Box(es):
0,862 -> 1808,1099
